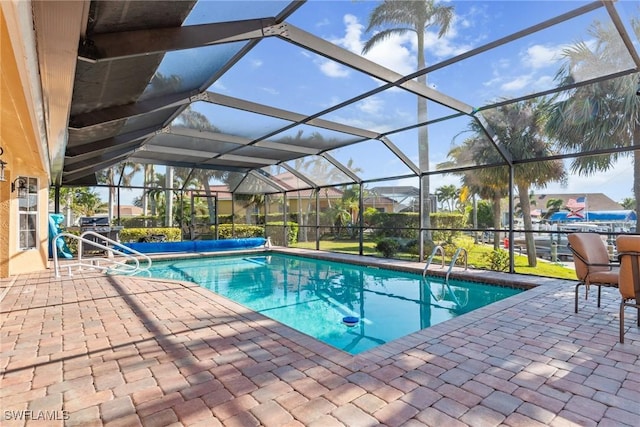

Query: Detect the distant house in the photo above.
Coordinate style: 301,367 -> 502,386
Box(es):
533,193 -> 623,213
118,205 -> 143,217
196,177 -> 397,217
369,186 -> 437,213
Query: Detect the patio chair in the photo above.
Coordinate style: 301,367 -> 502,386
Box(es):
615,235 -> 640,343
567,233 -> 619,313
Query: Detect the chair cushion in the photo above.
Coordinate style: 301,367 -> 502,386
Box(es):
586,270 -> 618,287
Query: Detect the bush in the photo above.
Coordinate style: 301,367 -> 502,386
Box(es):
482,248 -> 510,272
376,238 -> 400,258
119,227 -> 181,243
431,212 -> 467,244
216,224 -> 264,239
402,239 -> 419,256
265,221 -> 299,246
368,212 -> 419,239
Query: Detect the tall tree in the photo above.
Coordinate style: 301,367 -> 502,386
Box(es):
545,18 -> 640,230
177,106 -> 226,226
440,99 -> 567,265
435,184 -> 460,211
481,99 -> 567,266
438,137 -> 508,251
96,162 -> 140,222
362,0 -> 454,244
543,198 -> 564,220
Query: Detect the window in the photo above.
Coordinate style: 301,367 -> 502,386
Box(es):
18,177 -> 38,250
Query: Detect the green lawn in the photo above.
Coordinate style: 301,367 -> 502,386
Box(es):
290,239 -> 577,280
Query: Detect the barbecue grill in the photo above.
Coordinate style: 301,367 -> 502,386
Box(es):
79,216 -> 124,254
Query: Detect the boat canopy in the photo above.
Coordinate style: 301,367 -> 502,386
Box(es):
549,210 -> 637,222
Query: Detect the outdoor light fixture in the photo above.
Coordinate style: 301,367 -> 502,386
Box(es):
11,177 -> 27,199
0,147 -> 6,182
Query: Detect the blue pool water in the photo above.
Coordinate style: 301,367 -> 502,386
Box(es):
141,254 -> 523,354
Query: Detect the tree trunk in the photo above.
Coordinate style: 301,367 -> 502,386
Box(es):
492,195 -> 502,251
165,167 -> 174,227
518,184 -> 537,267
634,125 -> 640,233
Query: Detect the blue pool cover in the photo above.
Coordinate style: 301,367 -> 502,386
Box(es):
124,238 -> 267,254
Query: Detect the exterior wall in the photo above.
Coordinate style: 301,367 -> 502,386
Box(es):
1,7 -> 49,277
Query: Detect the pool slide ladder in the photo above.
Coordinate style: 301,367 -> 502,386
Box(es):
423,245 -> 468,284
52,231 -> 152,278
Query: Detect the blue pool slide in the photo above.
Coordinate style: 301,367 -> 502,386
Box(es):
48,213 -> 72,259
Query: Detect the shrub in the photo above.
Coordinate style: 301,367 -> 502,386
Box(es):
482,248 -> 510,272
368,212 -> 419,239
402,239 -> 419,256
265,221 -> 299,246
119,227 -> 181,243
216,224 -> 264,239
376,238 -> 400,258
431,212 -> 467,244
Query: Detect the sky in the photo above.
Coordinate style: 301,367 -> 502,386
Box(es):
112,0 -> 639,207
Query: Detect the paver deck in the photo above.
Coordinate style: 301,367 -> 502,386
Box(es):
2,248 -> 640,426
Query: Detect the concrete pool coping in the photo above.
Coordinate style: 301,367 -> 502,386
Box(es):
2,247 -> 640,426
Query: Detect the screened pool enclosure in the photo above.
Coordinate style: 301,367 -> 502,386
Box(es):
48,0 -> 640,275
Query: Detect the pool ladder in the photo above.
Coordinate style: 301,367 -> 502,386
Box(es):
423,245 -> 468,284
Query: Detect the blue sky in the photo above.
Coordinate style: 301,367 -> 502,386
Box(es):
115,1 -> 638,207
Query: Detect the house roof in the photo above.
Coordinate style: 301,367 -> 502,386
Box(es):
532,193 -> 623,212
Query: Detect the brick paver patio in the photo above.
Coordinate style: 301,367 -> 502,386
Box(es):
2,249 -> 639,426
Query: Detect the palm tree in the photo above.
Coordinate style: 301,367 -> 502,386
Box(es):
545,18 -> 640,230
362,0 -> 455,243
482,99 -> 567,266
440,99 -> 566,265
73,188 -> 107,217
439,139 -> 508,251
96,162 -> 141,222
543,198 -> 564,220
620,197 -> 635,210
178,105 -> 226,225
435,184 -> 460,212
514,191 -> 536,219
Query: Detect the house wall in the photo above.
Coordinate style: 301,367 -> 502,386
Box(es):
0,7 -> 50,277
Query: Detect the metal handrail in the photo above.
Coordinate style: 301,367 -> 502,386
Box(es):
423,245 -> 445,277
446,247 -> 468,283
52,231 -> 152,278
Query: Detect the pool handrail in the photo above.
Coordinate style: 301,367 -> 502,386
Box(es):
423,245 -> 446,277
446,247 -> 468,283
52,231 -> 152,278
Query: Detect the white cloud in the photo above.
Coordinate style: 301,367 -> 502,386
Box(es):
250,59 -> 263,68
211,80 -> 227,91
501,75 -> 531,92
317,59 -> 350,78
261,87 -> 279,95
316,18 -> 330,28
522,44 -> 563,69
333,14 -> 415,75
542,157 -> 634,203
358,97 -> 384,115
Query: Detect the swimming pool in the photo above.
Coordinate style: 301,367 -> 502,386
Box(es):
142,253 -> 524,354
